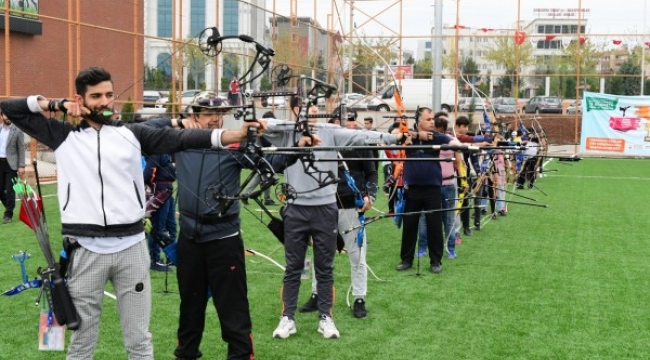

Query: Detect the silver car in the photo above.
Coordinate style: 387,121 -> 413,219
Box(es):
493,97 -> 517,113
523,96 -> 563,114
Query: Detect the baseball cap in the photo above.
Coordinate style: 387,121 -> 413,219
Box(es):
190,91 -> 226,109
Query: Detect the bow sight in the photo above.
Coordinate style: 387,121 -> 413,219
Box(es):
197,27 -> 274,87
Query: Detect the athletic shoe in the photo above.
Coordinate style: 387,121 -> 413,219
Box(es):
272,316 -> 297,339
395,261 -> 412,271
416,249 -> 427,257
353,299 -> 367,318
318,315 -> 340,339
491,213 -> 498,220
463,227 -> 472,237
264,199 -> 276,206
150,263 -> 173,272
299,294 -> 318,313
430,262 -> 443,274
447,250 -> 457,259
2,216 -> 11,224
499,210 -> 507,216
455,236 -> 462,245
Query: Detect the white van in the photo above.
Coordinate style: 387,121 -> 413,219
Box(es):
366,79 -> 457,112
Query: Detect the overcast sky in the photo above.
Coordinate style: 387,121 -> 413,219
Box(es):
264,0 -> 649,51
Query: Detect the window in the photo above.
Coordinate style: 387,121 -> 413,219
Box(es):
570,25 -> 578,34
554,25 -> 561,33
223,0 -> 239,36
158,0 -> 172,37
580,25 -> 586,34
544,25 -> 553,33
425,41 -> 431,49
562,25 -> 569,34
538,25 -> 544,33
157,53 -> 172,76
190,0 -> 206,37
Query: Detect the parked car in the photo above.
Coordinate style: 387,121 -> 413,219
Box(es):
523,96 -> 563,114
340,93 -> 367,110
143,91 -> 163,108
155,89 -> 203,108
265,96 -> 287,107
458,97 -> 487,112
492,97 -> 517,113
566,100 -> 582,114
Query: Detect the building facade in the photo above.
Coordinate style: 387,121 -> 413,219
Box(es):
0,1 -> 143,104
144,0 -> 266,92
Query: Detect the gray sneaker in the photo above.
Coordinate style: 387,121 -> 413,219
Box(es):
318,315 -> 340,339
272,316 -> 297,339
430,262 -> 443,274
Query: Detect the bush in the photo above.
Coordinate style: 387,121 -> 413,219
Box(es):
121,96 -> 135,122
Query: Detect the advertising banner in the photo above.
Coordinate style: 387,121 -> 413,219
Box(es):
579,92 -> 650,156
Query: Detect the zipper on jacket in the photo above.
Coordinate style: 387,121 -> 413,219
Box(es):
62,183 -> 71,210
96,129 -> 107,227
134,181 -> 143,208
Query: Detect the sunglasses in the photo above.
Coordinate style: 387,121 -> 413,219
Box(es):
196,97 -> 223,107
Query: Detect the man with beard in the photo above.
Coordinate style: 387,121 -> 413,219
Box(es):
0,110 -> 25,223
0,67 -> 264,360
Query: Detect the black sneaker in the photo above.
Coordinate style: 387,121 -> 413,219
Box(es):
353,298 -> 367,318
299,294 -> 318,313
264,199 -> 277,206
463,227 -> 472,237
430,262 -> 442,274
395,261 -> 412,271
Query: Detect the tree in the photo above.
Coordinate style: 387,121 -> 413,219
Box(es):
143,66 -> 171,90
413,55 -> 432,79
483,37 -> 534,95
221,53 -> 240,91
347,35 -> 397,93
121,97 -> 135,122
560,40 -> 602,97
617,57 -> 641,95
308,52 -> 327,82
182,38 -> 215,90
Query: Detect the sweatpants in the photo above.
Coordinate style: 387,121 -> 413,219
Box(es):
310,208 -> 367,299
282,203 -> 338,318
66,239 -> 153,360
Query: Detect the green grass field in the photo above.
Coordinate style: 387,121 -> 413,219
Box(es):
2,158 -> 650,359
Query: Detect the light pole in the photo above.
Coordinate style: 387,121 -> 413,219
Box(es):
642,0 -> 647,95
432,0 -> 443,111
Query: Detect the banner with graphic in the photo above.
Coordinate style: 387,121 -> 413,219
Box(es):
580,92 -> 650,157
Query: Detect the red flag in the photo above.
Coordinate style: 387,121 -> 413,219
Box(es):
645,41 -> 650,49
545,35 -> 556,41
579,37 -> 586,44
480,28 -> 493,33
514,31 -> 526,45
453,24 -> 466,29
612,39 -> 622,45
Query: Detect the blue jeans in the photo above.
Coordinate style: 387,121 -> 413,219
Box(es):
418,214 -> 427,253
441,185 -> 456,252
149,195 -> 177,264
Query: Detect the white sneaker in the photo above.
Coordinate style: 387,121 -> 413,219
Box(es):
272,316 -> 296,339
318,315 -> 340,339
